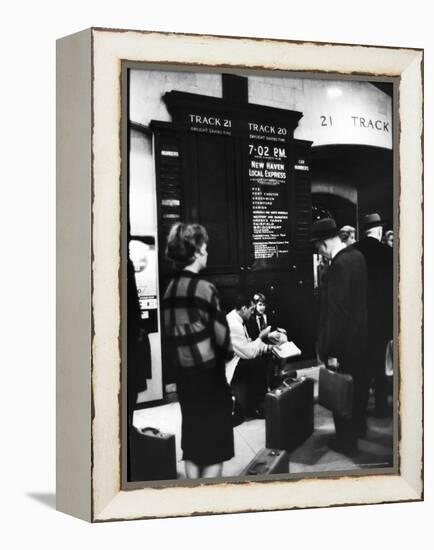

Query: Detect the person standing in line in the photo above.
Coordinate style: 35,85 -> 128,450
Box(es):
163,223 -> 234,479
338,225 -> 356,246
384,230 -> 394,248
127,257 -> 150,428
312,217 -> 369,454
354,213 -> 393,417
127,257 -> 151,481
226,296 -> 274,420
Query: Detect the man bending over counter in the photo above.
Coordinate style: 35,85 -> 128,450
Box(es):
226,296 -> 274,421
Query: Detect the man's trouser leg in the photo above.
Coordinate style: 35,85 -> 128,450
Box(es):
231,357 -> 267,415
332,412 -> 357,451
352,373 -> 370,436
371,339 -> 389,415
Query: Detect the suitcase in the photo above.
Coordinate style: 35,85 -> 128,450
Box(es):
129,426 -> 177,481
318,366 -> 353,418
240,448 -> 289,476
267,358 -> 298,391
265,376 -> 314,452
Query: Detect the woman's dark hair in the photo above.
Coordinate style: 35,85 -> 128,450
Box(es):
165,223 -> 209,269
252,292 -> 266,304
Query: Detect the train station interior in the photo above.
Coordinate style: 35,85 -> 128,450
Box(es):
127,68 -> 395,482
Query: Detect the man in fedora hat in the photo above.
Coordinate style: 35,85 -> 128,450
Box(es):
312,218 -> 369,454
354,213 -> 393,418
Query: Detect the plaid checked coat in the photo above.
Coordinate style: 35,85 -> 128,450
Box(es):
162,270 -> 233,374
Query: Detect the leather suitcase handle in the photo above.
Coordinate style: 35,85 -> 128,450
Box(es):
136,426 -> 163,437
267,450 -> 280,456
247,451 -> 282,474
247,461 -> 267,475
282,375 -> 305,388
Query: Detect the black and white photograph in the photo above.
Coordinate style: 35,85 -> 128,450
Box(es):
2,0 -> 431,538
125,67 -> 396,483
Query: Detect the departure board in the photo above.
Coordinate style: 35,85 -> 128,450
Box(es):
159,95 -> 302,272
247,136 -> 290,267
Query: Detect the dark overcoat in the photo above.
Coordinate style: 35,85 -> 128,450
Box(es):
354,236 -> 393,345
318,246 -> 368,375
127,259 -> 151,398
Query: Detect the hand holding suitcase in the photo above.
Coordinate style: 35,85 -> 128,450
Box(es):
318,366 -> 353,418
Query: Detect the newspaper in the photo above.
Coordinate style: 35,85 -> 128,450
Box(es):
272,341 -> 302,359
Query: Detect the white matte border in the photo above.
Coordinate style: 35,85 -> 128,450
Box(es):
91,29 -> 423,522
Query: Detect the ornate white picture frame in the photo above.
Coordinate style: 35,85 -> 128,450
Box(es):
56,28 -> 423,522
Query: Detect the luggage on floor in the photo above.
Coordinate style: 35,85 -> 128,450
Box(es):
318,366 -> 353,418
265,376 -> 314,452
240,448 -> 289,476
129,426 -> 177,481
267,359 -> 298,391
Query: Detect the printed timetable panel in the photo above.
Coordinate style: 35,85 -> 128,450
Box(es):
247,138 -> 290,269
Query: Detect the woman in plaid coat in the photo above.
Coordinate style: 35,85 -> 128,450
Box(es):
163,223 -> 234,479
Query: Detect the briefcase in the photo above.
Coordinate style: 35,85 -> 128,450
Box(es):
318,366 -> 353,418
129,426 -> 177,482
265,376 -> 314,452
267,357 -> 297,391
240,448 -> 289,476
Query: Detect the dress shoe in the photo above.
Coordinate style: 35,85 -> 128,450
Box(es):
327,438 -> 357,456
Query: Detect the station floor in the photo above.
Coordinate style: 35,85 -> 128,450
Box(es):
133,367 -> 394,479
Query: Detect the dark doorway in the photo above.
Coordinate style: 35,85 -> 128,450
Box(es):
312,193 -> 357,232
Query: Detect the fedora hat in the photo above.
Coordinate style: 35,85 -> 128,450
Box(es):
339,225 -> 355,233
362,213 -> 387,230
310,218 -> 339,242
